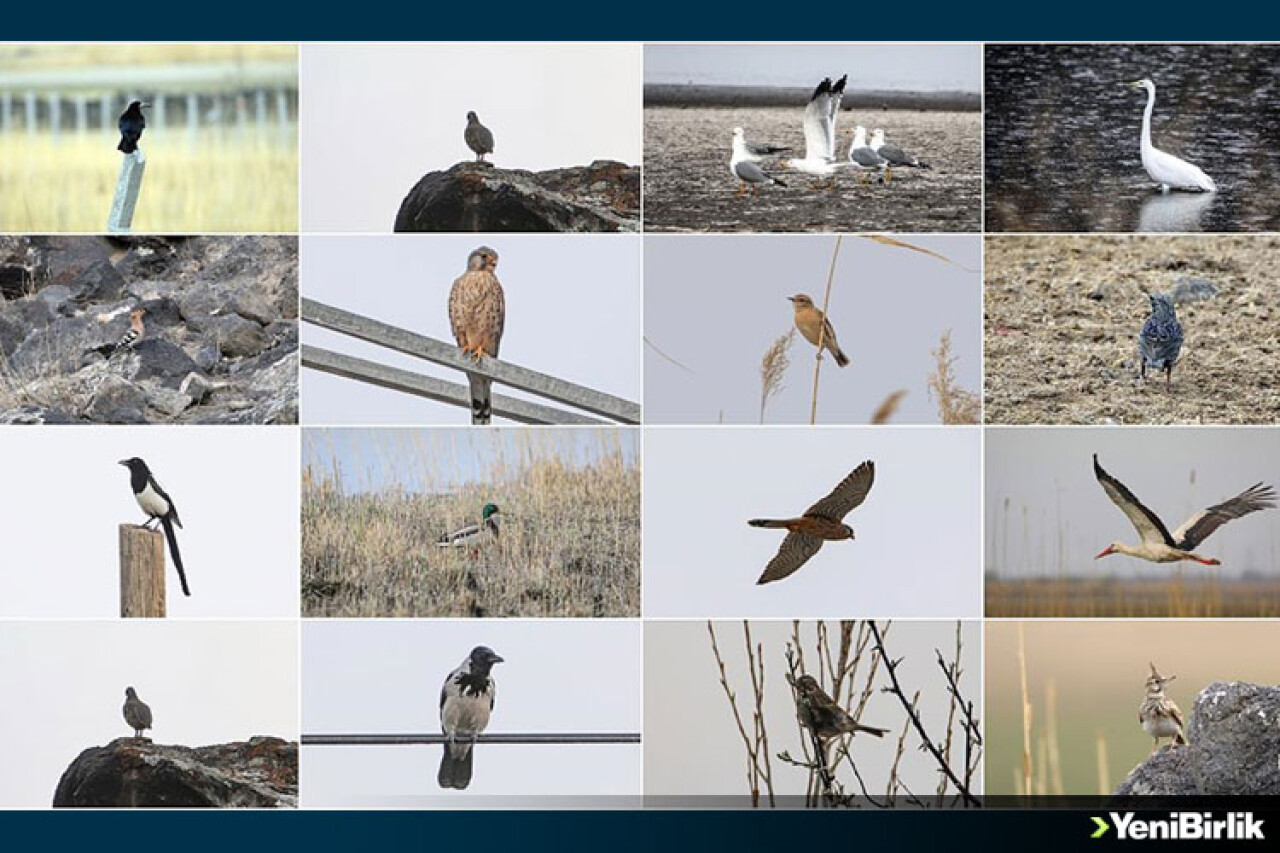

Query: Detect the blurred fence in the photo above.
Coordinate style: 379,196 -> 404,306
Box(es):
0,61 -> 297,144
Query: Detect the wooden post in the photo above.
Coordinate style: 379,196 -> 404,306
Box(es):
119,524 -> 166,618
108,150 -> 146,233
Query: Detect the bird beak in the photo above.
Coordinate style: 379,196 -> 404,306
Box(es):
141,102 -> 152,109
117,459 -> 129,467
1094,546 -> 1113,559
1126,81 -> 1143,89
786,296 -> 797,303
491,653 -> 505,664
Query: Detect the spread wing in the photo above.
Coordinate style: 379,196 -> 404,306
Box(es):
804,460 -> 875,522
826,75 -> 846,158
802,78 -> 835,162
757,532 -> 824,584
1093,454 -> 1176,547
1172,482 -> 1276,551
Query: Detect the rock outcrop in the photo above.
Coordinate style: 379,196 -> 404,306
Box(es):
53,737 -> 297,808
0,236 -> 297,425
1115,681 -> 1280,796
394,161 -> 639,232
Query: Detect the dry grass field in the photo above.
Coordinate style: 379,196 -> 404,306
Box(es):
985,236 -> 1280,424
985,576 -> 1280,618
301,430 -> 640,618
0,133 -> 297,232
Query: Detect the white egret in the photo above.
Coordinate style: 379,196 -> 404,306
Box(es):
1128,78 -> 1216,193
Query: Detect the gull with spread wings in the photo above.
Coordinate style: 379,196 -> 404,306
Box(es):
748,460 -> 874,584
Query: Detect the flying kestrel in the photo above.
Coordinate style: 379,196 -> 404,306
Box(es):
465,111 -> 495,163
748,460 -> 874,584
788,294 -> 849,367
448,246 -> 505,425
791,674 -> 888,740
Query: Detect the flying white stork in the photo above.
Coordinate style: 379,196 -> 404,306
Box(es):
1093,454 -> 1275,565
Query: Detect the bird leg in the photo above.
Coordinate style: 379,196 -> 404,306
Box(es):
735,183 -> 747,198
1165,367 -> 1172,393
885,167 -> 893,183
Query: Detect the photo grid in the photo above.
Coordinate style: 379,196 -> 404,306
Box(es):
0,40 -> 1273,811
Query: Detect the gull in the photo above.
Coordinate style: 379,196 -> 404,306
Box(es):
846,126 -> 890,183
730,128 -> 787,196
732,127 -> 789,162
870,128 -> 930,169
782,75 -> 847,189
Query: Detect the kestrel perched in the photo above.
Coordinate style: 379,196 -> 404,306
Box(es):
788,294 -> 849,367
748,460 -> 874,584
448,246 -> 505,425
791,674 -> 888,740
465,111 -> 495,163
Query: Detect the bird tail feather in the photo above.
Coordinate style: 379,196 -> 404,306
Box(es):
748,519 -> 790,529
468,374 -> 492,426
438,746 -> 474,789
834,348 -> 850,368
161,516 -> 191,597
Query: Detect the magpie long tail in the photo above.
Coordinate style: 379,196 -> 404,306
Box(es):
161,516 -> 191,596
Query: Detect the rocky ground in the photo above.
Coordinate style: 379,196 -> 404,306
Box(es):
54,736 -> 297,807
985,236 -> 1280,425
0,236 -> 298,425
1115,681 -> 1280,795
643,107 -> 981,232
394,160 -> 640,232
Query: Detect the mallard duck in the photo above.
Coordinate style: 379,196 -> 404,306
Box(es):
437,503 -> 501,550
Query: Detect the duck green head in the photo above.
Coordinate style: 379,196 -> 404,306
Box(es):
481,503 -> 500,519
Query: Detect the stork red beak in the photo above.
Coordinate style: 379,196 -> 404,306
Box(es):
1094,546 -> 1114,559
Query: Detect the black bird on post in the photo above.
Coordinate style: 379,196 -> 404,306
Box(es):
119,457 -> 190,596
117,101 -> 149,154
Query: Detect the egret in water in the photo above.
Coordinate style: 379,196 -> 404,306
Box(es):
1128,78 -> 1216,193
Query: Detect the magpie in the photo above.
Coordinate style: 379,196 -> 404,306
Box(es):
123,686 -> 153,739
438,645 -> 503,790
119,457 -> 190,596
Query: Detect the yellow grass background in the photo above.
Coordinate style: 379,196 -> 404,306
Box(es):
301,429 -> 641,618
986,621 -> 1280,795
0,132 -> 297,232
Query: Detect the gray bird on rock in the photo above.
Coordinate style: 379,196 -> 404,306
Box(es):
465,112 -> 495,163
1138,292 -> 1184,391
123,687 -> 153,739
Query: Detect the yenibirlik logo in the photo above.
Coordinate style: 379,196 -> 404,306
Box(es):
1091,813 -> 1265,841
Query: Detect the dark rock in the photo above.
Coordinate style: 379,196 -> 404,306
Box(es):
110,237 -> 184,280
1115,681 -> 1280,796
0,298 -> 54,357
40,238 -> 112,290
215,316 -> 270,358
143,385 -> 195,418
192,341 -> 221,372
132,339 -> 202,389
174,289 -> 227,333
394,160 -> 640,232
35,285 -> 75,315
0,405 -> 78,425
68,260 -> 127,305
83,375 -> 146,424
232,291 -> 279,325
179,372 -> 219,403
53,736 -> 297,808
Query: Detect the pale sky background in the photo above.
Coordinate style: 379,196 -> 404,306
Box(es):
644,235 -> 981,424
302,427 -> 637,495
300,235 -> 641,426
301,44 -> 643,231
644,44 -> 981,91
643,427 -> 982,617
986,427 -> 1280,578
0,621 -> 298,808
645,620 -> 982,800
0,427 -> 299,618
302,620 -> 641,807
